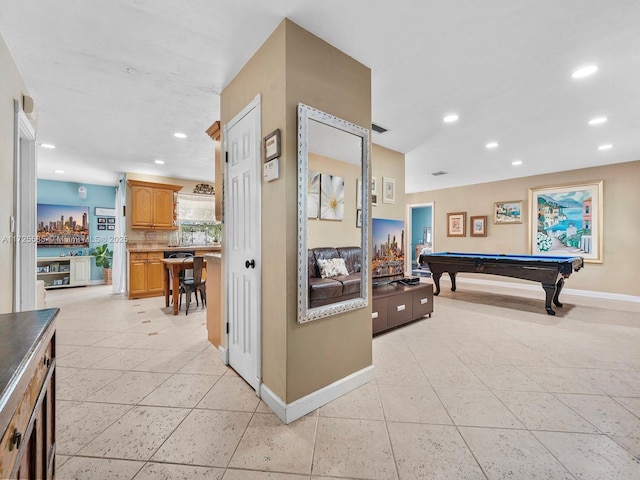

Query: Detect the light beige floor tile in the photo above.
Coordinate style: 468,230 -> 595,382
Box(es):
140,373 -> 220,408
378,384 -> 451,424
495,391 -> 599,433
79,406 -> 190,460
57,368 -> 124,401
312,417 -> 397,480
229,413 -> 316,474
131,349 -> 199,372
556,394 -> 640,437
91,348 -> 158,370
610,436 -> 640,460
127,332 -> 186,350
55,456 -> 144,480
387,422 -> 485,479
419,361 -> 486,389
86,371 -> 171,404
459,427 -> 574,480
197,375 -> 260,412
226,471 -> 309,480
572,368 -> 640,396
57,329 -> 116,346
57,344 -> 83,358
517,366 -> 603,394
256,400 -> 274,413
179,347 -> 230,376
534,431 -> 640,480
56,366 -> 81,381
134,462 -> 225,479
468,364 -> 544,392
374,360 -> 429,386
319,383 -> 383,420
56,345 -> 118,368
93,332 -> 150,348
152,409 -> 252,467
56,454 -> 70,470
614,396 -> 640,417
56,401 -> 132,455
436,388 -> 522,428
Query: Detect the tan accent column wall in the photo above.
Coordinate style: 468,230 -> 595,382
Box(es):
221,19 -> 372,403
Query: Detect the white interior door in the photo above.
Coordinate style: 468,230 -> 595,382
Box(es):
224,95 -> 261,391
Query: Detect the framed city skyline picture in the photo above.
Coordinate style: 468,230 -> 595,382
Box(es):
37,204 -> 89,247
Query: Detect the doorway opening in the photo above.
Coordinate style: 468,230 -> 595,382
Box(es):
407,202 -> 434,277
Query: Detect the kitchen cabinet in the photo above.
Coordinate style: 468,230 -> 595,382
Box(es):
128,180 -> 182,230
128,252 -> 165,299
0,309 -> 58,480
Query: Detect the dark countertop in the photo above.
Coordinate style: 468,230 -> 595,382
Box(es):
0,308 -> 58,439
127,245 -> 221,253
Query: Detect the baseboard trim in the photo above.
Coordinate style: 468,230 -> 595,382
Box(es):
218,346 -> 229,365
438,276 -> 640,303
260,365 -> 376,424
89,280 -> 105,285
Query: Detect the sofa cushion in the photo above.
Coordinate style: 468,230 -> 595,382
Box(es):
334,273 -> 361,295
337,246 -> 361,274
317,258 -> 349,278
309,277 -> 343,300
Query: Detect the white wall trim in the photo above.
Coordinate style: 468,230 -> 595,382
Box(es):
218,345 -> 229,365
260,365 -> 375,424
437,275 -> 640,303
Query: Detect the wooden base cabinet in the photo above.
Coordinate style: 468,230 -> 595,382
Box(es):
129,252 -> 165,299
0,309 -> 58,480
372,282 -> 433,335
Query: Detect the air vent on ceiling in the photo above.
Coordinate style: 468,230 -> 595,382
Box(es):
431,171 -> 448,176
371,123 -> 388,134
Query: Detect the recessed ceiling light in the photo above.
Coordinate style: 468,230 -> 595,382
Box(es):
443,114 -> 459,123
53,169 -> 64,174
588,117 -> 608,125
486,142 -> 499,149
40,143 -> 56,149
174,132 -> 187,139
571,64 -> 598,79
154,159 -> 165,165
598,144 -> 613,150
511,160 -> 523,166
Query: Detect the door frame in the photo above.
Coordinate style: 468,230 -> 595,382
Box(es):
13,100 -> 37,312
222,94 -> 262,390
406,201 -> 435,272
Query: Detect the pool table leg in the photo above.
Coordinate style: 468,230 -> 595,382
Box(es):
542,283 -> 557,315
553,277 -> 565,307
432,272 -> 442,295
449,272 -> 457,292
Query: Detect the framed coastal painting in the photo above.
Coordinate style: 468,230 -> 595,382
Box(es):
528,180 -> 603,263
494,201 -> 522,224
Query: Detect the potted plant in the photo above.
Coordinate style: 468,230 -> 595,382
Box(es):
90,244 -> 113,285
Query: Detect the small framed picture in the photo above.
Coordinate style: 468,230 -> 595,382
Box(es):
50,263 -> 59,273
98,225 -> 106,230
107,225 -> 115,231
372,193 -> 378,206
107,217 -> 116,224
470,215 -> 488,237
264,128 -> 281,162
371,176 -> 377,194
447,212 -> 466,237
494,200 -> 523,224
382,177 -> 395,204
356,209 -> 362,228
97,217 -> 107,224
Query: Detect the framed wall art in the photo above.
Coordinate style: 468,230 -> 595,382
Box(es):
319,173 -> 344,220
382,177 -> 395,204
470,215 -> 487,237
447,212 -> 466,237
494,201 -> 522,224
529,180 -> 603,263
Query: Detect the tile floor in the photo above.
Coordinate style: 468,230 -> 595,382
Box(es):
49,283 -> 640,479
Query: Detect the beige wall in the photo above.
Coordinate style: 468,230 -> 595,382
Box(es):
308,153 -> 361,249
0,33 -> 35,313
221,19 -> 372,403
371,144 -> 405,221
406,160 -> 640,296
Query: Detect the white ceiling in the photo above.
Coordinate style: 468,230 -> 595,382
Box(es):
1,1 -> 639,192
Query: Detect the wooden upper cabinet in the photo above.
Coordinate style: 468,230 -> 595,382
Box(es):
128,180 -> 182,230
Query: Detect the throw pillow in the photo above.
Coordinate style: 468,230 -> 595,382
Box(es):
317,258 -> 349,278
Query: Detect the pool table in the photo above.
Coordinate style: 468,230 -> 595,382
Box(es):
419,252 -> 584,315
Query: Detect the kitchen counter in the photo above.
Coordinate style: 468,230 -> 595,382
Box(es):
127,245 -> 221,253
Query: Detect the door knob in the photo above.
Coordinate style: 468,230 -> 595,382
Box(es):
245,259 -> 255,269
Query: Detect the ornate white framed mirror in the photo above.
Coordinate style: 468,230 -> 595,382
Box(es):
297,103 -> 370,324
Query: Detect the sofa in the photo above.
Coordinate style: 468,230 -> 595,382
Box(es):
308,246 -> 362,308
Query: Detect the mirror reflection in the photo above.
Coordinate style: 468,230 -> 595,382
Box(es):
297,104 -> 370,324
